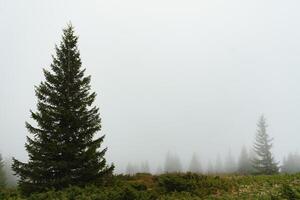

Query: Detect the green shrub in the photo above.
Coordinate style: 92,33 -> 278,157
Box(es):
158,173 -> 199,193
2,173 -> 300,200
157,173 -> 235,197
280,184 -> 299,200
0,188 -> 22,200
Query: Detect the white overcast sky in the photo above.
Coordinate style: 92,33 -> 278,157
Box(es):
1,0 -> 300,173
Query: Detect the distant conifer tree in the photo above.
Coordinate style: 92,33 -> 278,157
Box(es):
155,165 -> 163,175
281,152 -> 300,174
140,161 -> 150,173
164,152 -> 182,173
215,154 -> 223,174
126,163 -> 138,175
252,115 -> 278,174
237,146 -> 254,174
188,153 -> 202,173
224,150 -> 237,174
3,157 -> 17,187
12,24 -> 114,194
206,160 -> 214,174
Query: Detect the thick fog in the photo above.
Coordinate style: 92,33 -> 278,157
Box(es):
1,0 -> 300,174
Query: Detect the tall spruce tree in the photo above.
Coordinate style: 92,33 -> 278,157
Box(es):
252,115 -> 278,174
12,24 -> 114,194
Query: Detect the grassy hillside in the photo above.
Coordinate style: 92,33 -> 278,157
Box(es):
1,173 -> 300,199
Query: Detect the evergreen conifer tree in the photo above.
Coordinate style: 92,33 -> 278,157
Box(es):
126,162 -> 138,175
224,150 -> 237,173
188,153 -> 202,173
3,157 -> 17,187
164,152 -> 182,173
12,24 -> 114,194
140,161 -> 150,173
215,154 -> 223,174
237,146 -> 253,174
281,152 -> 300,174
155,165 -> 163,175
252,115 -> 278,174
206,160 -> 214,174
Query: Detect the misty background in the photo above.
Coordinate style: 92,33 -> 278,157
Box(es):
1,0 -> 300,174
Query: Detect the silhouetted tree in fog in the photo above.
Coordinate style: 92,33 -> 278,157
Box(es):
140,161 -> 150,173
155,165 -> 163,175
224,150 -> 237,173
215,154 -> 223,174
281,152 -> 300,174
3,157 -> 17,187
206,160 -> 214,174
238,146 -> 254,174
12,24 -> 114,194
188,153 -> 202,173
126,163 -> 138,175
252,115 -> 278,175
164,152 -> 182,173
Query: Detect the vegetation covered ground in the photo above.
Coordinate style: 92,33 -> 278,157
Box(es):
1,173 -> 300,200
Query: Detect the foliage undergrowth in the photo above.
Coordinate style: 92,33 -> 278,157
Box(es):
1,173 -> 300,200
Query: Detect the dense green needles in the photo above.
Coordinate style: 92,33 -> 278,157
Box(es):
12,24 -> 114,194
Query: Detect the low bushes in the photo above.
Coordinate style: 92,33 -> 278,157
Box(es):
1,173 -> 300,199
157,173 -> 235,196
